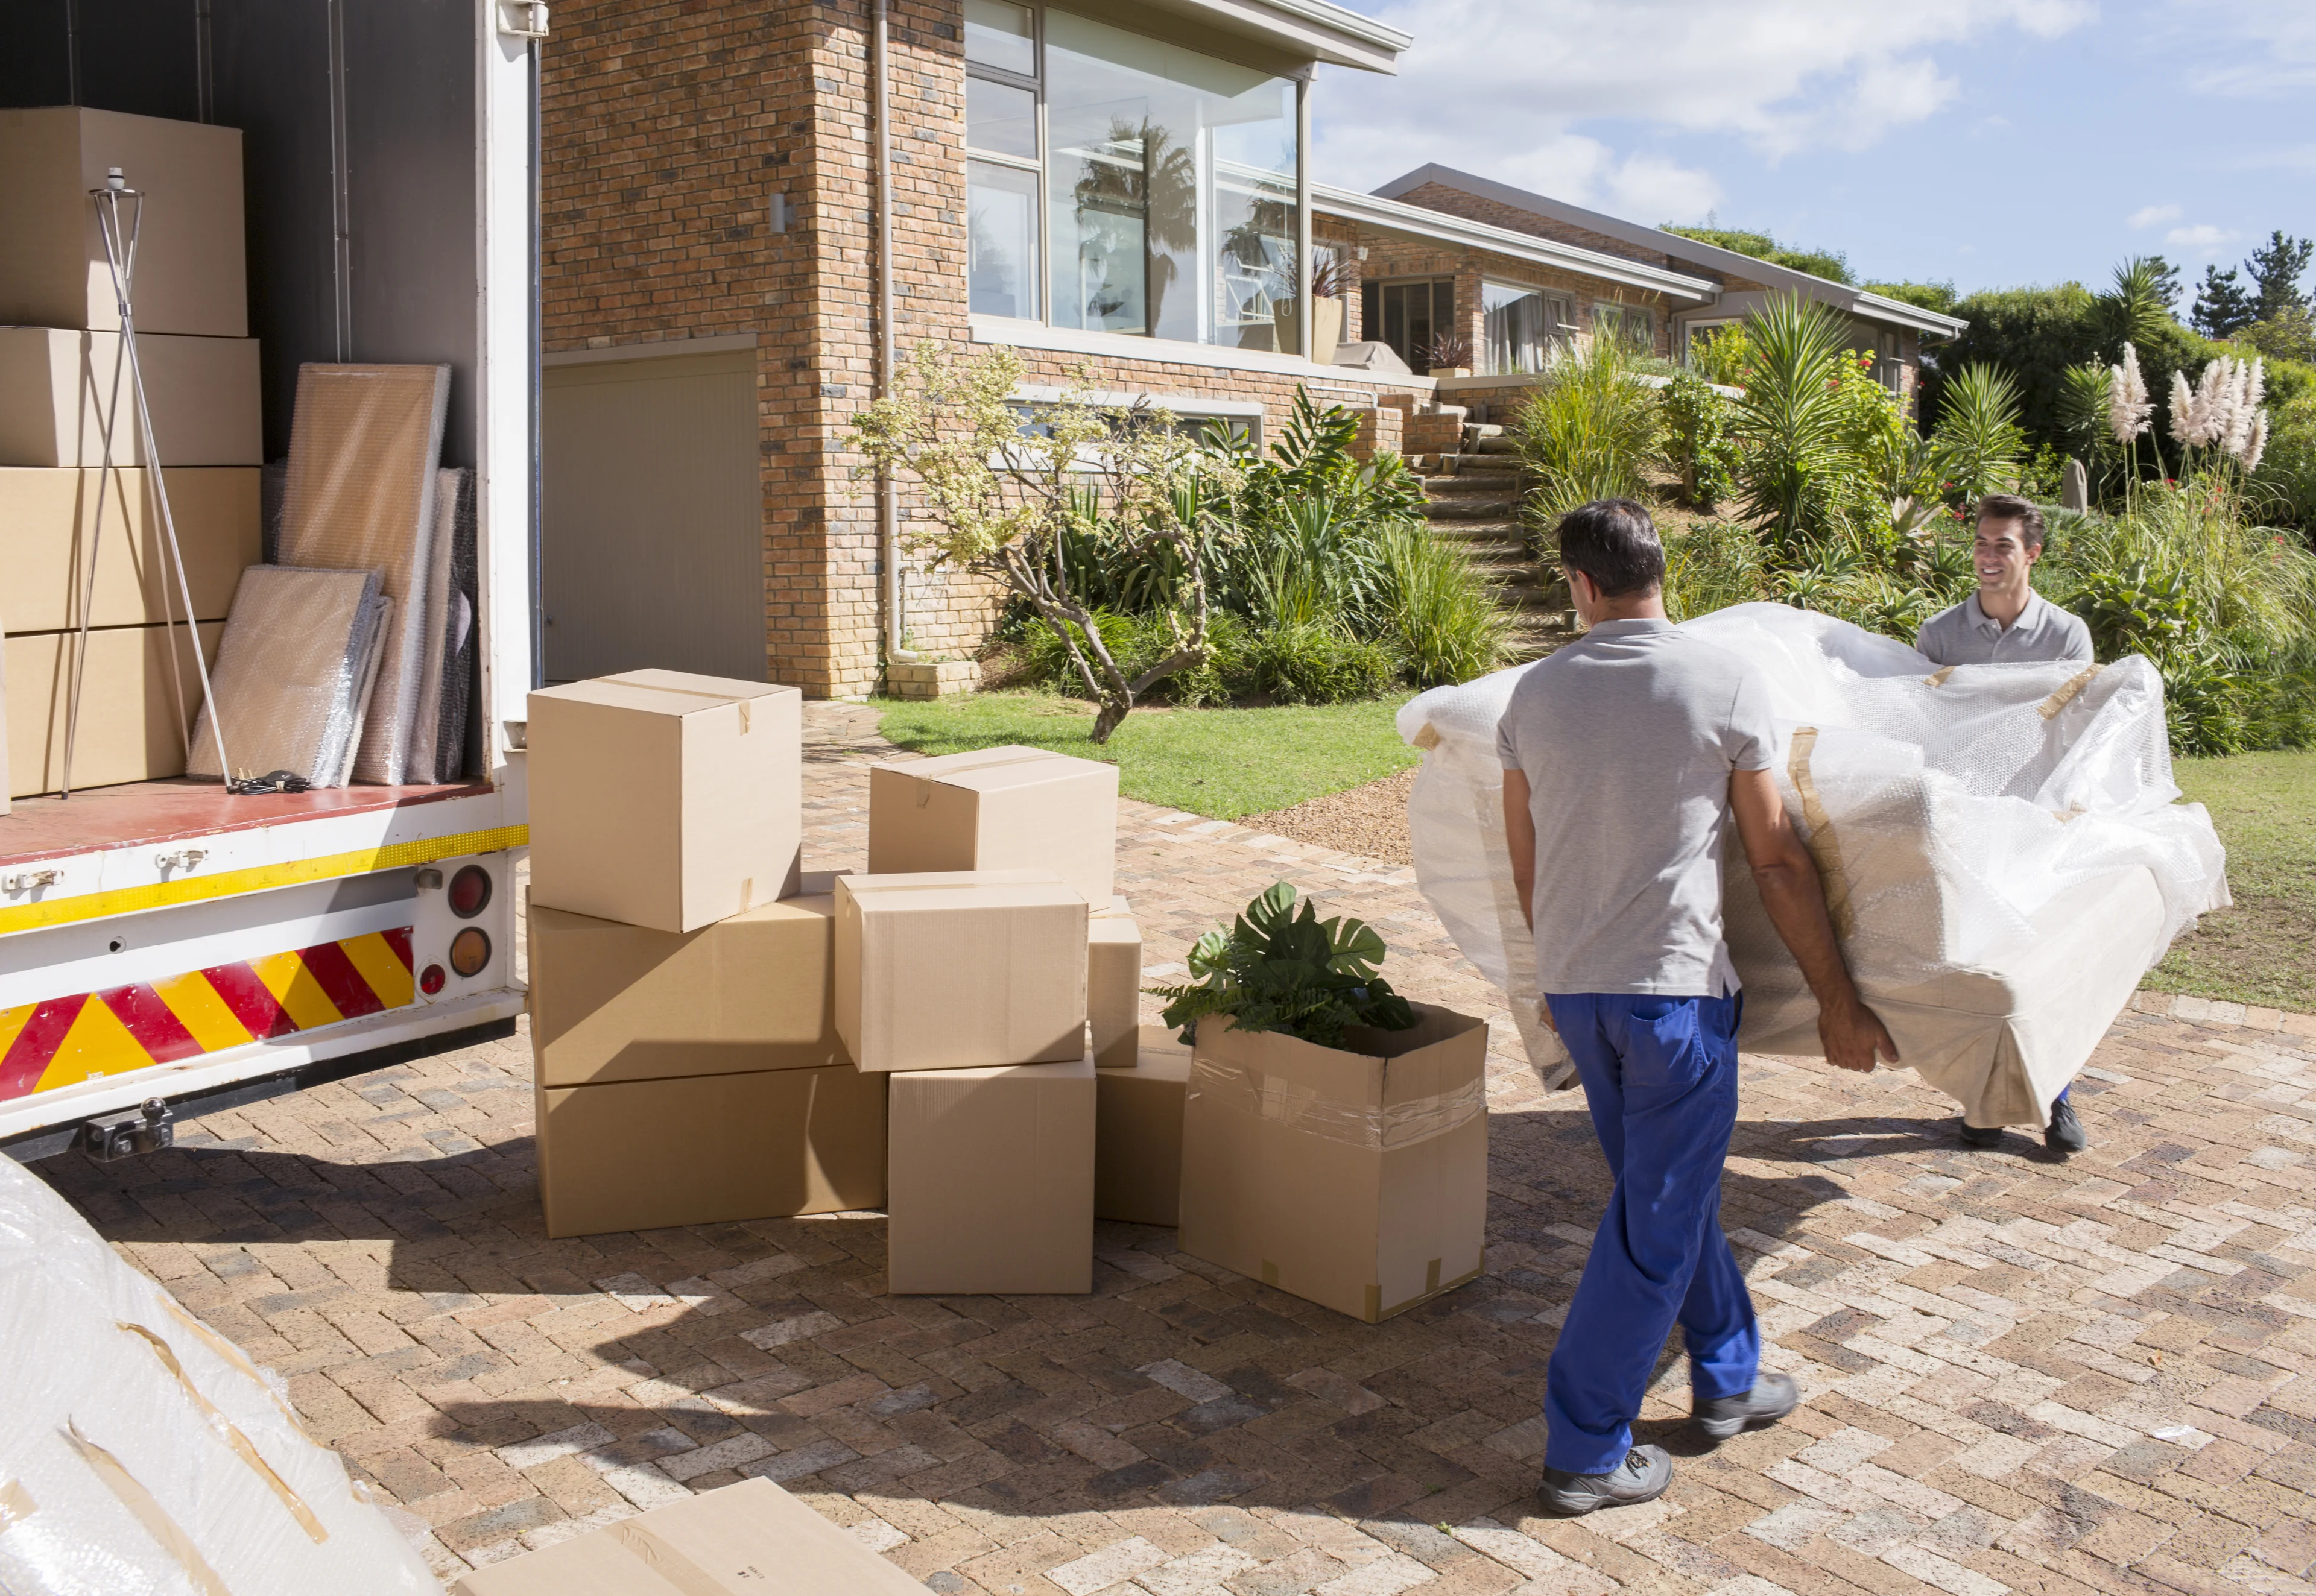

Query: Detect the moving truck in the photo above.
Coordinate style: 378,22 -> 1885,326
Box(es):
0,2 -> 545,1160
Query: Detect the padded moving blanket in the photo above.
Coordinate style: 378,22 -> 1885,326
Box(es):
1398,603 -> 2230,1128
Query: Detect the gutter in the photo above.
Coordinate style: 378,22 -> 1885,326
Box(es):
1311,183 -> 1716,303
871,0 -> 913,668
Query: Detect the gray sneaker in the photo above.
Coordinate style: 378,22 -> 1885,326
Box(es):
1539,1444 -> 1672,1516
1692,1371 -> 1800,1440
2045,1097 -> 2088,1153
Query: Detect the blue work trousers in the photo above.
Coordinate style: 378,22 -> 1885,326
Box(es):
1542,991 -> 1761,1475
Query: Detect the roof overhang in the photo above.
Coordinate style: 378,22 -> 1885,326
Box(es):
1132,0 -> 1411,72
1849,290 -> 1969,338
1312,183 -> 1717,303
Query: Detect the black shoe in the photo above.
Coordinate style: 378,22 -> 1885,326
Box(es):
1692,1371 -> 1799,1441
2045,1097 -> 2088,1153
1958,1120 -> 2004,1148
1539,1445 -> 1672,1516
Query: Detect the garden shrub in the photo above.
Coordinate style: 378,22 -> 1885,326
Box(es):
1240,623 -> 1401,705
1513,335 -> 1664,525
1374,522 -> 1511,686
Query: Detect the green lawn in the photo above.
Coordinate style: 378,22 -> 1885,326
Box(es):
2147,749 -> 2316,1012
873,691 -> 1419,820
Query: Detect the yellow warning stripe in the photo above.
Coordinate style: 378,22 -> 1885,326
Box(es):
0,824 -> 528,935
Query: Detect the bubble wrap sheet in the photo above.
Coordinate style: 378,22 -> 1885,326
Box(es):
1399,603 -> 2230,1127
0,1152 -> 438,1596
187,566 -> 382,787
277,363 -> 448,785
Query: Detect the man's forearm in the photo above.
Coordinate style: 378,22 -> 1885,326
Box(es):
1753,859 -> 1863,1013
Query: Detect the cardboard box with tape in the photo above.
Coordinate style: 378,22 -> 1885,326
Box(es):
449,1477 -> 927,1595
0,106 -> 249,338
528,884 -> 847,1088
1178,1004 -> 1489,1323
6,621 -> 221,798
867,743 -> 1118,907
1087,912 -> 1142,1068
0,326 -> 262,468
833,871 -> 1087,1073
1,466 -> 259,636
527,670 -> 803,933
886,1055 -> 1095,1294
536,1063 -> 887,1238
1096,1025 -> 1189,1227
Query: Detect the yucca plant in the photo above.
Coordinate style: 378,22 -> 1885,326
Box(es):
1729,297 -> 1852,555
1931,363 -> 2026,508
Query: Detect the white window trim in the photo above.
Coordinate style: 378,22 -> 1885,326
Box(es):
971,313 -> 1431,388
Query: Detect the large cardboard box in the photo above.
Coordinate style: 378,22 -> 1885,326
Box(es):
1,466 -> 258,635
0,107 -> 248,338
887,1056 -> 1095,1294
1179,1004 -> 1489,1323
449,1477 -> 927,1596
529,889 -> 846,1087
1088,913 -> 1142,1068
868,743 -> 1118,906
6,622 -> 221,798
1096,1026 -> 1190,1227
0,327 -> 262,467
834,871 -> 1087,1072
536,1063 -> 886,1238
527,670 -> 803,933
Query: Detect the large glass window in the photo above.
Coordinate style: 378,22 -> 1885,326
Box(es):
1482,282 -> 1566,375
961,3 -> 1305,353
1592,301 -> 1654,353
1360,278 -> 1455,373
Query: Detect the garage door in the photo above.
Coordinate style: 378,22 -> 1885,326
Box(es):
542,348 -> 764,683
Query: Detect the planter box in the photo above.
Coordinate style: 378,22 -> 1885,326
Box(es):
1179,1003 -> 1489,1323
885,658 -> 980,699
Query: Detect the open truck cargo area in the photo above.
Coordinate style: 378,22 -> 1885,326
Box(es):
0,1 -> 540,1159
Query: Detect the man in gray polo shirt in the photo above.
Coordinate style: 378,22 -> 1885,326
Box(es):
1499,499 -> 1898,1516
1916,493 -> 2094,1156
1916,494 -> 2092,667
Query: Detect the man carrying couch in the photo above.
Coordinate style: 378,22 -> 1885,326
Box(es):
1915,493 -> 2094,1155
1499,498 -> 1900,1516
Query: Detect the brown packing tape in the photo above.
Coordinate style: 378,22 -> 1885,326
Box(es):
0,1477 -> 34,1531
609,1520 -> 742,1596
2039,663 -> 2102,720
118,1322 -> 329,1544
1191,1058 -> 1484,1152
905,748 -> 1074,805
62,1420 -> 239,1596
1923,666 -> 1957,687
1375,1263 -> 1484,1323
612,679 -> 760,730
1411,722 -> 1441,751
1786,727 -> 1856,941
157,1295 -> 311,1439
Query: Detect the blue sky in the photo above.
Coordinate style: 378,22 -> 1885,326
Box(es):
1313,0 -> 2314,301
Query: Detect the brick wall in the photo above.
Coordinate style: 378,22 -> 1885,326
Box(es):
545,1 -> 1435,695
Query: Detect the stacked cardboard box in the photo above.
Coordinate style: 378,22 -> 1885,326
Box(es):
525,670 -> 838,1238
0,107 -> 264,796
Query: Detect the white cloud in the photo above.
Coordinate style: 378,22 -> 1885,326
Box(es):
1314,0 -> 2095,216
2172,0 -> 2316,96
2127,204 -> 2182,228
2164,223 -> 2240,256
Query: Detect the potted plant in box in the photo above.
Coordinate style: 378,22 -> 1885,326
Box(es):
1148,883 -> 1490,1323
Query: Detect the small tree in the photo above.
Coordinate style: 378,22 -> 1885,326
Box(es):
849,342 -> 1236,742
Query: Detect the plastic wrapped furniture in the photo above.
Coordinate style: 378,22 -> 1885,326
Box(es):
1399,604 -> 2229,1126
0,1152 -> 437,1595
187,565 -> 385,788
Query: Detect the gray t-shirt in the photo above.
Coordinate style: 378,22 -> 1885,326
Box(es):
1495,618 -> 1776,998
1916,591 -> 2093,666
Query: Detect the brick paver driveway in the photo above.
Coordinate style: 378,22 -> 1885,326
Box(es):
31,705 -> 2316,1596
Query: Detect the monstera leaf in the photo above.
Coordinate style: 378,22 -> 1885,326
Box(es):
1150,881 -> 1416,1049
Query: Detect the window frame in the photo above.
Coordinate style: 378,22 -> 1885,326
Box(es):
961,4 -> 1306,352
1359,274 -> 1457,374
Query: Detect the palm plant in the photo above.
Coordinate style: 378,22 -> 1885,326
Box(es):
1729,296 -> 1850,554
1511,333 -> 1663,528
1931,363 -> 2026,508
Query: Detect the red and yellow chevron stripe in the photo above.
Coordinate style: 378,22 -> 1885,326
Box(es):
0,929 -> 414,1102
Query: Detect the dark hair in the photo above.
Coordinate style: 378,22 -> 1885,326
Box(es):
1557,498 -> 1665,598
1976,493 -> 2046,550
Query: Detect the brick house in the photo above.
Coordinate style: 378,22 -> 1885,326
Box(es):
537,4 -> 1963,698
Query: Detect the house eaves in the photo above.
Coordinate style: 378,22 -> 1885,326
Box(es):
1137,0 -> 1411,72
1372,163 -> 1969,336
1312,183 -> 1716,303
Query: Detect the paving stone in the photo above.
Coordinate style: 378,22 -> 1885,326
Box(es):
26,702 -> 2315,1591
